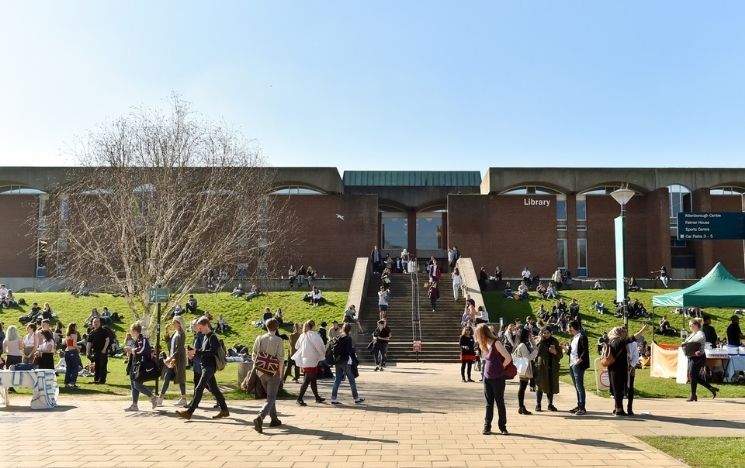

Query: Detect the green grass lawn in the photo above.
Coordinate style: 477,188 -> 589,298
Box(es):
483,287 -> 745,399
0,291 -> 348,400
639,436 -> 745,467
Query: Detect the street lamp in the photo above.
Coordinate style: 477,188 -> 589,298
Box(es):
610,187 -> 635,328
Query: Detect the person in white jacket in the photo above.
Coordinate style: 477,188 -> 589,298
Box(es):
513,328 -> 539,415
291,320 -> 327,406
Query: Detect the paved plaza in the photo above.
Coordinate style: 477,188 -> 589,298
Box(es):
1,362 -> 743,467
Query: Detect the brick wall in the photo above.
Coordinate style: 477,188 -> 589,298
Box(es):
0,195 -> 38,277
275,194 -> 378,278
447,194 -> 558,278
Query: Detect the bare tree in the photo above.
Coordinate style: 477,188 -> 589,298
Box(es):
38,96 -> 287,331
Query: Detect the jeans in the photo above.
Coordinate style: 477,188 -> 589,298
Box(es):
373,342 -> 388,367
483,377 -> 507,431
331,363 -> 359,400
569,365 -> 586,410
258,373 -> 282,421
160,367 -> 186,396
64,350 -> 81,385
284,359 -> 300,381
187,365 -> 227,413
129,368 -> 154,405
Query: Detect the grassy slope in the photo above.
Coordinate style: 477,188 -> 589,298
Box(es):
638,437 -> 745,467
0,291 -> 347,399
483,288 -> 745,399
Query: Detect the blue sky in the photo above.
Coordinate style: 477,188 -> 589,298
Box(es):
1,1 -> 745,170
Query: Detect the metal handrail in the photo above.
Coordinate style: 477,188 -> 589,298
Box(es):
411,267 -> 422,361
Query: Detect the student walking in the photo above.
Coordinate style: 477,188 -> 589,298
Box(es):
251,319 -> 285,433
452,268 -> 462,301
158,316 -> 188,407
292,320 -> 326,406
124,322 -> 157,411
372,320 -> 391,371
331,323 -> 365,405
177,316 -> 229,420
683,319 -> 719,402
475,323 -> 511,435
428,281 -> 440,312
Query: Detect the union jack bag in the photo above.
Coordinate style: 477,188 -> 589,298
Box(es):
254,351 -> 280,376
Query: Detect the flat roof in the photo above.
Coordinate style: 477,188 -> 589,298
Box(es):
343,171 -> 481,187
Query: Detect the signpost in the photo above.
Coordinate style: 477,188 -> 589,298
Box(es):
148,286 -> 170,393
677,212 -> 745,240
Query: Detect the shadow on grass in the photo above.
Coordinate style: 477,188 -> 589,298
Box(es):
267,424 -> 397,443
511,433 -> 642,451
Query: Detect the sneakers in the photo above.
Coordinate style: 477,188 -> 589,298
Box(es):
575,409 -> 587,416
124,404 -> 139,412
174,398 -> 188,407
354,398 -> 365,404
569,406 -> 579,414
330,400 -> 342,405
156,396 -> 164,407
149,395 -> 158,409
374,367 -> 380,372
315,397 -> 326,403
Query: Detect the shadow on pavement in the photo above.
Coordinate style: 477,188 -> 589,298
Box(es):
271,424 -> 397,444
0,404 -> 77,413
513,433 -> 642,451
327,403 -> 446,415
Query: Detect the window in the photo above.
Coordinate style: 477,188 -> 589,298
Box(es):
416,211 -> 444,250
668,185 -> 691,219
577,239 -> 588,276
271,186 -> 324,195
381,211 -> 408,250
576,195 -> 586,221
710,187 -> 745,196
501,186 -> 561,195
556,195 -> 567,221
557,239 -> 568,269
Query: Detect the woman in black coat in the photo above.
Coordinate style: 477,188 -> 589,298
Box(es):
605,324 -> 647,416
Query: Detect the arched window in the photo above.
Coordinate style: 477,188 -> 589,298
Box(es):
271,186 -> 325,195
710,186 -> 745,196
500,186 -> 561,195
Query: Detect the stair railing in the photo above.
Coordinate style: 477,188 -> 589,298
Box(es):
411,267 -> 423,362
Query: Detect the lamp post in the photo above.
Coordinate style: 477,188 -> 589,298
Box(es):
610,188 -> 635,328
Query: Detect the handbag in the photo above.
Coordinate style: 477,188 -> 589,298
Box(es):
133,359 -> 160,382
254,351 -> 280,376
503,361 -> 518,380
512,355 -> 530,376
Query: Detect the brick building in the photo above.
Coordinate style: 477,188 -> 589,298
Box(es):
1,167 -> 744,287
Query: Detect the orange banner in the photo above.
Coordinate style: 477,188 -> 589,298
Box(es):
650,341 -> 680,379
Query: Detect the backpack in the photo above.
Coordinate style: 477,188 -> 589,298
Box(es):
215,338 -> 227,371
325,336 -> 343,364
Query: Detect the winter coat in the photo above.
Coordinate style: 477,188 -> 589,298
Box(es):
535,336 -> 563,394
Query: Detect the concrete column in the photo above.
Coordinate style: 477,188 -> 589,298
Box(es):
645,188 -> 672,276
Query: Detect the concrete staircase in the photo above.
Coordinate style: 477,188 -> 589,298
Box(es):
359,271 -> 462,363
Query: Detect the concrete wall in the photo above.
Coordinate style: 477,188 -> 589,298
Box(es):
448,194 -> 558,278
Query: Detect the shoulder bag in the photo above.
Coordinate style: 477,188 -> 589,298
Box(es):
600,344 -> 622,367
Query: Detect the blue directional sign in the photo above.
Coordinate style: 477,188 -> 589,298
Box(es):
677,212 -> 745,240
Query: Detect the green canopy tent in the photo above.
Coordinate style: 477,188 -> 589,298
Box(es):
652,262 -> 745,308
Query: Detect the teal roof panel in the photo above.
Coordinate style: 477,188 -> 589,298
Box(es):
343,171 -> 481,187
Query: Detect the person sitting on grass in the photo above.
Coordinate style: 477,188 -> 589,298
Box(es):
545,282 -> 558,299
171,303 -> 184,317
537,304 -> 549,322
503,282 -> 514,299
262,308 -> 273,323
274,308 -> 284,326
216,314 -> 228,333
628,276 -> 641,292
592,279 -> 604,290
231,284 -> 245,297
536,282 -> 547,299
310,287 -> 323,306
186,295 -> 198,313
592,301 -> 606,314
245,285 -> 260,301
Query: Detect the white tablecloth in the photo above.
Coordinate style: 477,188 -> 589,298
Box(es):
0,369 -> 59,409
675,349 -> 745,384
